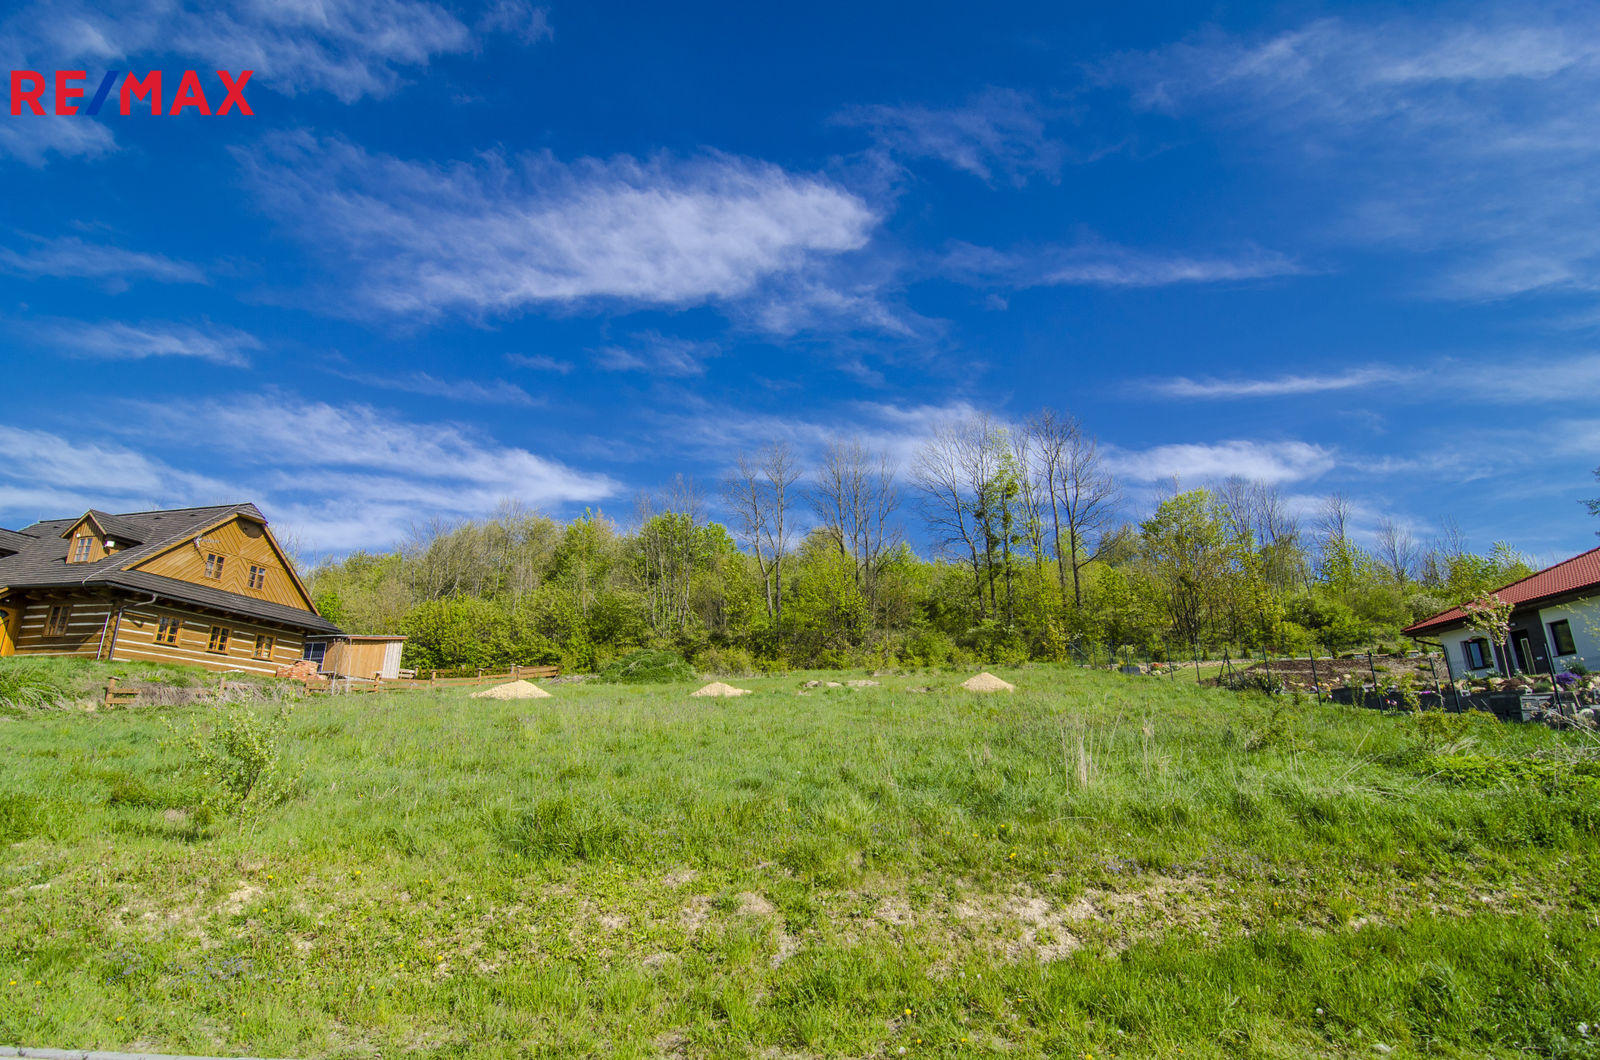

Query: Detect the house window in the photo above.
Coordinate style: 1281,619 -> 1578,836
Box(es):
1550,619 -> 1577,657
254,634 -> 275,660
204,553 -> 225,579
156,616 -> 182,645
248,565 -> 267,590
303,641 -> 327,669
1464,637 -> 1493,670
44,605 -> 72,636
71,535 -> 93,563
207,626 -> 230,653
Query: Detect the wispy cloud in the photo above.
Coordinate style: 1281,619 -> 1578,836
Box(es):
0,425 -> 228,518
1104,439 -> 1337,485
833,88 -> 1064,186
1146,365 -> 1416,399
1104,8 -> 1600,301
505,353 -> 574,374
0,234 -> 206,289
23,318 -> 261,367
945,239 -> 1303,289
595,332 -> 720,376
328,369 -> 539,406
0,0 -> 550,162
236,133 -> 879,323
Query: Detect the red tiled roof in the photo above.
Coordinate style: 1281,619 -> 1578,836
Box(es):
1404,545 -> 1600,635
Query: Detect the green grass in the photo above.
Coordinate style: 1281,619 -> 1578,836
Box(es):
1,663 -> 1598,1058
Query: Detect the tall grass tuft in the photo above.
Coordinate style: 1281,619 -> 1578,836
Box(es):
0,660 -> 76,713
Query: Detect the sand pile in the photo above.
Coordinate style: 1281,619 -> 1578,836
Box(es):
961,672 -> 1015,693
691,681 -> 753,697
471,680 -> 552,699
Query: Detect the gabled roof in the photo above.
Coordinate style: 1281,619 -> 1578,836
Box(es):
61,509 -> 151,547
0,527 -> 36,556
1404,545 -> 1600,636
0,502 -> 338,635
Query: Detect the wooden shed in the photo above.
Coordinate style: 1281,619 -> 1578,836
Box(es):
310,635 -> 408,680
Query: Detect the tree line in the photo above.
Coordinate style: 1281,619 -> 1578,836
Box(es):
304,410 -> 1543,673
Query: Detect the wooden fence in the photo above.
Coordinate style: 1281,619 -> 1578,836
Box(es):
311,664 -> 561,695
103,666 -> 561,704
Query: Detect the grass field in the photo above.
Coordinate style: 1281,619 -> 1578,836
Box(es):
2,662 -> 1598,1058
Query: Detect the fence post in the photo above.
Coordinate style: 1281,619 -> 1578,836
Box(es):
1367,650 -> 1378,691
105,677 -> 117,708
1309,650 -> 1322,704
1193,641 -> 1202,685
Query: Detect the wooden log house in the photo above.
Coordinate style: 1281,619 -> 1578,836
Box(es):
0,503 -> 343,675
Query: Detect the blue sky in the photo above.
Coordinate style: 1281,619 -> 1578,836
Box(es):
3,0 -> 1598,563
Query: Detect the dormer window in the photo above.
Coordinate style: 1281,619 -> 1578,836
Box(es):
70,535 -> 94,563
204,553 -> 225,579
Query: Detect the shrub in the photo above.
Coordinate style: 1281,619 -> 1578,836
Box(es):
597,648 -> 694,684
698,644 -> 757,677
907,630 -> 955,666
168,702 -> 303,819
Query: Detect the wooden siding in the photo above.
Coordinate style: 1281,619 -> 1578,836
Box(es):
130,516 -> 317,612
65,529 -> 108,564
323,639 -> 405,679
113,606 -> 306,676
11,597 -> 114,658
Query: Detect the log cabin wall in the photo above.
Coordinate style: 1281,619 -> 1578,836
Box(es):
113,604 -> 305,675
12,595 -> 115,658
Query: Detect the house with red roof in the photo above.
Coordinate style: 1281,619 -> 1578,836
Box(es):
1404,545 -> 1600,678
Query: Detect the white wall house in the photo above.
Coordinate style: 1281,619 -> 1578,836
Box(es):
1406,546 -> 1600,679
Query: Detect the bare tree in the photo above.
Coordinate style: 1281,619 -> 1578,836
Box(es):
1052,415 -> 1119,608
723,442 -> 800,628
914,417 -> 992,617
1375,517 -> 1418,583
809,438 -> 901,615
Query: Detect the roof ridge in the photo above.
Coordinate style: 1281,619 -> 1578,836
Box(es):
108,502 -> 258,518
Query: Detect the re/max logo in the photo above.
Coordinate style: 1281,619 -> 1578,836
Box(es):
7,70 -> 253,116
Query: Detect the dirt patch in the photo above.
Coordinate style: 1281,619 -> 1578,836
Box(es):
692,682 -> 753,697
680,896 -> 712,933
962,672 -> 1015,693
737,891 -> 775,916
470,680 -> 551,700
220,883 -> 261,917
954,889 -> 1080,961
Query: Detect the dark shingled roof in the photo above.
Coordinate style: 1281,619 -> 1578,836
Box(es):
0,502 -> 340,635
0,528 -> 36,556
1405,545 -> 1600,636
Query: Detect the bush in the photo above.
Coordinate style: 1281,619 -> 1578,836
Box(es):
907,629 -> 955,666
698,644 -> 757,677
168,702 -> 303,819
597,648 -> 694,684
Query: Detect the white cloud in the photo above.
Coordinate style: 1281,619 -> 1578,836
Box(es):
0,117 -> 115,167
595,332 -> 719,377
945,239 -> 1302,289
0,392 -> 619,550
328,370 -> 539,406
23,318 -> 261,366
833,88 -> 1064,185
0,234 -> 206,288
505,353 -> 573,374
1104,439 -> 1337,486
0,0 -> 549,162
1147,365 -> 1416,398
0,425 -> 228,518
236,133 -> 880,322
1105,9 -> 1600,300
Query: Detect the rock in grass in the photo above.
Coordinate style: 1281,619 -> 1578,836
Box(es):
471,680 -> 552,699
961,672 -> 1015,693
691,681 -> 753,697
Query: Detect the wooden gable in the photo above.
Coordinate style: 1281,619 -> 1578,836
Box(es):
128,514 -> 320,614
60,514 -> 108,564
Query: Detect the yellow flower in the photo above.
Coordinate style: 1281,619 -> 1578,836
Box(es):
904,1008 -> 913,1015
